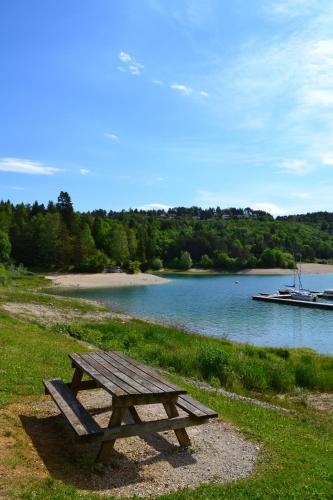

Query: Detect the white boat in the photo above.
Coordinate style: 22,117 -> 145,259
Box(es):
279,260 -> 317,301
321,289 -> 333,299
289,289 -> 317,302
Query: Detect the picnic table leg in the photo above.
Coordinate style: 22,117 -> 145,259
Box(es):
96,407 -> 125,462
163,401 -> 191,447
70,367 -> 83,396
127,406 -> 141,423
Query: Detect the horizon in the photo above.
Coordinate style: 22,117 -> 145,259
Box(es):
1,1 -> 333,216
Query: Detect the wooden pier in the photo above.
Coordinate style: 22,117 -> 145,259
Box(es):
252,294 -> 333,309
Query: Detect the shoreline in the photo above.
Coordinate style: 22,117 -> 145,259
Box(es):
237,263 -> 333,275
45,272 -> 170,289
45,263 -> 333,289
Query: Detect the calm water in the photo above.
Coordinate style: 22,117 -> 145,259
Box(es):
64,274 -> 333,354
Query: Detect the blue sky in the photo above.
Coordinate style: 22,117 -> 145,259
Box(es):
1,0 -> 333,215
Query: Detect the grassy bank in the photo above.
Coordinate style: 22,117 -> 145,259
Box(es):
0,311 -> 332,499
57,319 -> 333,395
0,273 -> 333,498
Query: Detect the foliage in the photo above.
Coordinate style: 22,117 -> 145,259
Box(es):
3,193 -> 333,272
151,257 -> 163,270
126,260 -> 141,274
0,230 -> 11,262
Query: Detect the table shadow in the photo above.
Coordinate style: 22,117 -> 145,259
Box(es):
20,407 -> 196,492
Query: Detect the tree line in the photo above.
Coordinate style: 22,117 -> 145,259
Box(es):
1,192 -> 333,272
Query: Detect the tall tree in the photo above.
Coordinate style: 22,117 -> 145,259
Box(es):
56,191 -> 74,228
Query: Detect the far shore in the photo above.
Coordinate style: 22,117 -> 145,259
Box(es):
45,263 -> 333,289
238,263 -> 333,275
45,272 -> 170,289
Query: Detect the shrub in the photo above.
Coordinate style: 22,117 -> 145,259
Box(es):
126,260 -> 141,274
151,258 -> 163,270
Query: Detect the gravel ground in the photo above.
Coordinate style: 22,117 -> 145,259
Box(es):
0,302 -> 130,325
17,390 -> 259,498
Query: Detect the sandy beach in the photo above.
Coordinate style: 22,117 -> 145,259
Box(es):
238,263 -> 333,275
45,272 -> 170,289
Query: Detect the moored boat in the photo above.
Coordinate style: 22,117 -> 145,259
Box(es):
289,289 -> 317,302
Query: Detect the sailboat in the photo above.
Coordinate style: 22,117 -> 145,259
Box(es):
278,258 -> 316,301
288,261 -> 317,302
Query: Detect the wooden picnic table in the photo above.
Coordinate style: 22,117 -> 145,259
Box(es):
44,351 -> 217,463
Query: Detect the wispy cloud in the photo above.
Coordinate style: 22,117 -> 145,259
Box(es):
252,202 -> 286,216
104,133 -> 118,140
152,79 -> 164,85
0,157 -> 61,175
117,51 -> 144,75
276,159 -> 314,175
79,169 -> 91,175
267,0 -> 318,18
171,83 -> 192,95
290,191 -> 311,199
137,203 -> 170,210
199,90 -> 209,97
323,156 -> 333,165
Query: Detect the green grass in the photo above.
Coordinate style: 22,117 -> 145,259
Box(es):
54,319 -> 333,395
0,312 -> 89,408
0,275 -> 332,498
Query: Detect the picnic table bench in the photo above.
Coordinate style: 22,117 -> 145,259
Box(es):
44,351 -> 217,462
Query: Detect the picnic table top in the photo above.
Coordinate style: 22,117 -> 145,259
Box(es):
70,351 -> 186,400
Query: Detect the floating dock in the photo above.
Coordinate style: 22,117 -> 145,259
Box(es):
252,293 -> 333,309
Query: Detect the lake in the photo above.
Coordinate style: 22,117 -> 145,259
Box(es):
64,273 -> 333,354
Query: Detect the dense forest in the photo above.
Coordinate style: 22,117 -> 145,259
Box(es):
1,191 -> 333,272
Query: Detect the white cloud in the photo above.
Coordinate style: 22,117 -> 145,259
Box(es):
118,51 -> 131,62
171,84 -> 192,96
152,79 -> 163,85
80,169 -> 91,175
199,90 -> 209,97
276,159 -> 314,175
118,51 -> 144,75
0,157 -> 61,175
302,89 -> 333,107
104,133 -> 118,140
10,185 -> 24,190
137,203 -> 170,211
323,156 -> 333,165
268,0 -> 317,18
252,202 -> 286,216
290,191 -> 311,199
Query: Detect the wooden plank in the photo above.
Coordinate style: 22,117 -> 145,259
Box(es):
96,407 -> 125,462
70,367 -> 83,397
176,394 -> 218,418
114,352 -> 186,394
70,353 -> 127,397
101,415 -> 207,441
163,401 -> 191,447
102,351 -> 168,394
43,378 -> 103,438
84,352 -> 142,395
66,380 -> 98,391
111,393 -> 180,407
92,352 -> 153,395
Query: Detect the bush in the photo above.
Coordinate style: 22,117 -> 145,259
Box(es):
77,250 -> 108,272
126,260 -> 141,274
200,254 -> 213,269
151,258 -> 163,270
172,251 -> 192,270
